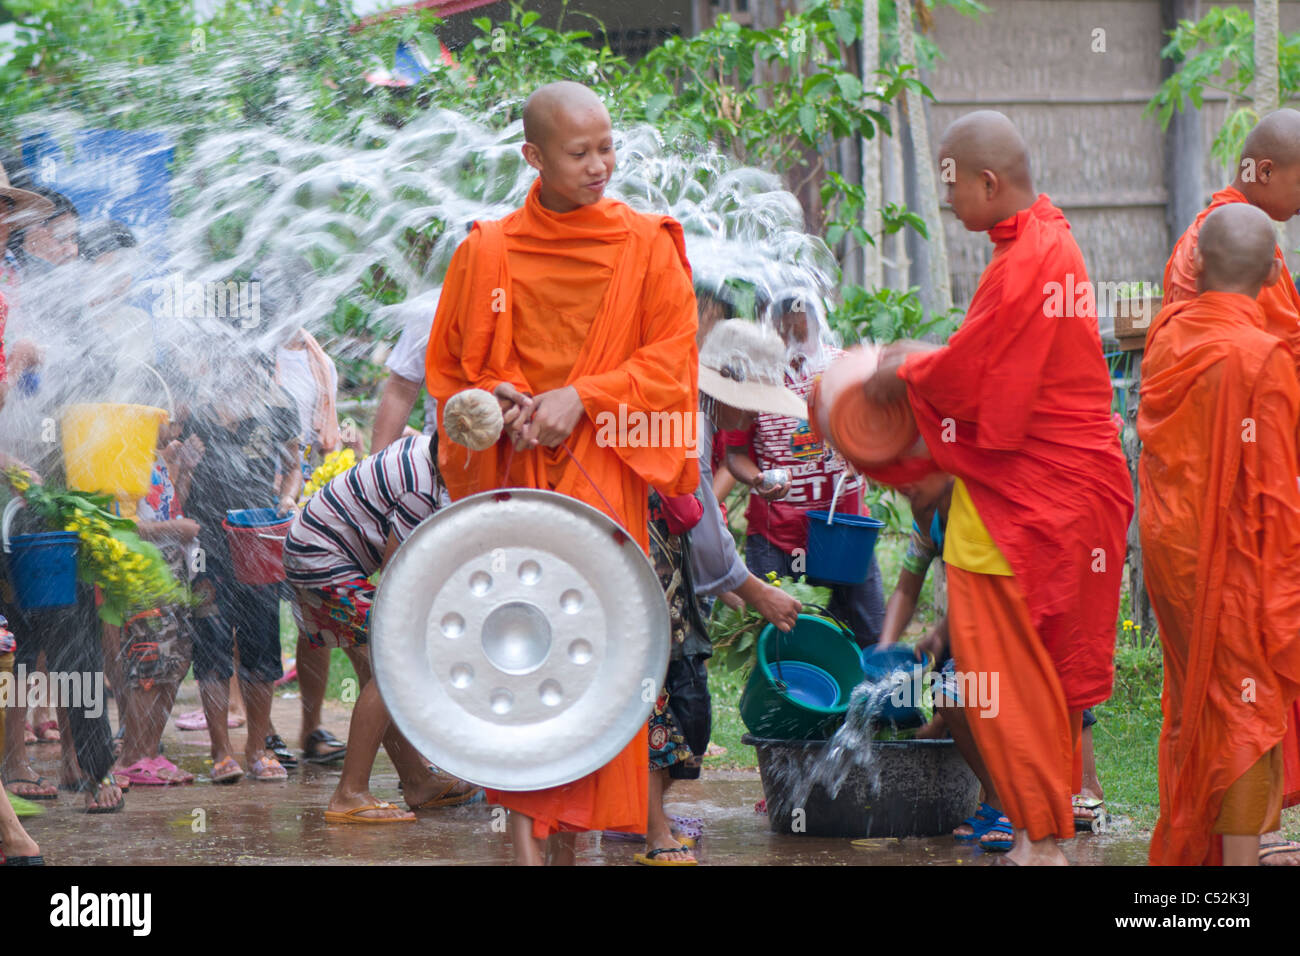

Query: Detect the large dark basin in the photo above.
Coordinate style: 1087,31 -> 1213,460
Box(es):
744,734 -> 980,838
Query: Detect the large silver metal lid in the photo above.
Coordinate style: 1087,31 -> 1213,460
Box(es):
370,488 -> 670,791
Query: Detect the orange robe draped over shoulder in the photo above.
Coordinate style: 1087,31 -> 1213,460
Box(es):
1164,186 -> 1300,809
424,179 -> 699,839
1138,292 -> 1300,865
899,196 -> 1133,710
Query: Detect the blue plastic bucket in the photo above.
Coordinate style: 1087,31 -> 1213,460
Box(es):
225,507 -> 284,528
860,644 -> 926,727
8,532 -> 79,610
769,661 -> 840,709
805,510 -> 885,585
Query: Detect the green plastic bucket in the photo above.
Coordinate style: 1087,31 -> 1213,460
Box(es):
739,614 -> 866,740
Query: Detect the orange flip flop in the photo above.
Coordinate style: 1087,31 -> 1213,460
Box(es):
324,802 -> 416,824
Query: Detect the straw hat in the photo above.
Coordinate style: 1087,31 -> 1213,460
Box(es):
698,319 -> 808,420
0,161 -> 54,228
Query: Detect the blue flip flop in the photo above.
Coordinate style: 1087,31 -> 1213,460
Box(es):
954,802 -> 1001,843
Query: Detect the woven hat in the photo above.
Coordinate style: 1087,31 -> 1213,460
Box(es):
698,319 -> 808,420
0,162 -> 54,228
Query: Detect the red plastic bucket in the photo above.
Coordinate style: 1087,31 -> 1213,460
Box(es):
222,509 -> 291,586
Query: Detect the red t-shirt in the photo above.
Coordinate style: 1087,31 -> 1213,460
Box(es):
723,351 -> 863,553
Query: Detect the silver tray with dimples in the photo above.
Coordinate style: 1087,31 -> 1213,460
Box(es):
370,488 -> 670,791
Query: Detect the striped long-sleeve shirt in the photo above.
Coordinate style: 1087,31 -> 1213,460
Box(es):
283,435 -> 448,588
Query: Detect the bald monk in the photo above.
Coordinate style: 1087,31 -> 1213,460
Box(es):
1140,203 -> 1300,866
425,81 -> 699,865
1164,108 -> 1300,862
866,111 -> 1133,865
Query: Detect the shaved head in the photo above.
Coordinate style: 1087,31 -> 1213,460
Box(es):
937,110 -> 1036,232
523,81 -> 608,148
1241,108 -> 1300,165
939,110 -> 1033,192
520,81 -> 616,213
1197,203 -> 1279,294
1233,109 -> 1300,221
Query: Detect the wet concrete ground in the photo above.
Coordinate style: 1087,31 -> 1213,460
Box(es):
18,688 -> 1153,865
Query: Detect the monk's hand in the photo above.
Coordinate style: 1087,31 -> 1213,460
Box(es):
522,386 -> 585,448
494,383 -> 535,450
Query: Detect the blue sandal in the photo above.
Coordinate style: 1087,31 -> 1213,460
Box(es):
954,802 -> 1001,843
979,816 -> 1014,852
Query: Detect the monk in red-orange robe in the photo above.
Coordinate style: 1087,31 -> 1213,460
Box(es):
425,82 -> 698,864
1163,110 -> 1300,852
869,112 -> 1132,865
1141,203 -> 1300,866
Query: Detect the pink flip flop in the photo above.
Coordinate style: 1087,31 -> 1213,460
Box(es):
175,710 -> 246,731
117,759 -> 172,787
175,710 -> 207,731
149,756 -> 194,785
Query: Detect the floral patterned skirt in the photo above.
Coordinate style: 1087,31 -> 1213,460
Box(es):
294,577 -> 374,649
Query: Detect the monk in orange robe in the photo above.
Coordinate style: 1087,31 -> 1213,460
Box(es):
425,81 -> 699,865
1140,203 -> 1300,866
867,112 -> 1133,865
1163,109 -> 1300,862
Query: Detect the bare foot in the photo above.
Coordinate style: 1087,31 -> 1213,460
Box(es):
0,832 -> 41,858
3,765 -> 57,799
645,822 -> 695,863
84,778 -> 123,812
1006,831 -> 1069,866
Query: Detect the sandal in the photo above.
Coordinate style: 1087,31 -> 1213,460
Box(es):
1072,795 -> 1106,832
0,849 -> 44,866
82,776 -> 125,814
955,801 -> 1002,842
979,815 -> 1014,852
33,720 -> 61,743
248,755 -> 288,782
323,802 -> 416,825
634,844 -> 698,866
301,728 -> 347,765
1259,839 -> 1300,866
265,735 -> 299,770
175,710 -> 207,731
149,757 -> 194,785
3,774 -> 58,801
409,776 -> 481,809
210,756 -> 244,784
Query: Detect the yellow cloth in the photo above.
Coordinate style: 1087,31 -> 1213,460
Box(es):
944,478 -> 1013,576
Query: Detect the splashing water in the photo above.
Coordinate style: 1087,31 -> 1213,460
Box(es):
782,668 -> 913,813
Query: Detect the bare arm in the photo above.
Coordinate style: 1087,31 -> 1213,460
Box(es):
877,567 -> 926,647
276,438 -> 303,514
733,572 -> 801,632
371,373 -> 424,452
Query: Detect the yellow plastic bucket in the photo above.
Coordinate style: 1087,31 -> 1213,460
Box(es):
61,403 -> 169,501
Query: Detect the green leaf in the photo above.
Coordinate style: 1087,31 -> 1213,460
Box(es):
826,223 -> 846,246
797,102 -> 818,139
645,92 -> 672,122
828,8 -> 857,45
834,72 -> 863,102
